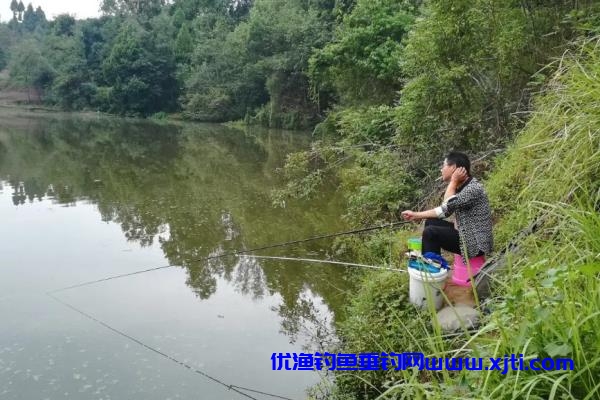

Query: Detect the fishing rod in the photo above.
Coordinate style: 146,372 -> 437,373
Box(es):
44,221 -> 412,400
241,254 -> 405,272
50,220 -> 412,294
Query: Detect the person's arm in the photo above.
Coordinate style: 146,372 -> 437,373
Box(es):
441,182 -> 482,217
401,208 -> 439,221
402,167 -> 470,221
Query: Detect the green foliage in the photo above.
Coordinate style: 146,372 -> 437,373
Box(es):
45,36 -> 94,109
0,46 -> 7,70
395,0 -> 599,153
80,18 -> 114,82
175,22 -> 193,63
16,0 -> 24,20
248,104 -> 316,130
150,111 -> 168,120
182,13 -> 256,121
309,0 -> 419,106
2,0 -> 597,136
22,4 -> 36,32
170,0 -> 232,22
330,271 -> 432,399
331,36 -> 600,400
0,23 -> 11,47
329,105 -> 398,144
183,0 -> 331,126
101,0 -> 167,19
0,25 -> 11,70
52,14 -> 76,36
276,105 -> 424,224
94,85 -> 112,107
341,149 -> 419,224
279,0 -> 600,229
271,146 -> 328,205
473,110 -> 600,398
7,16 -> 20,33
9,39 -> 53,91
34,6 -> 47,30
102,20 -> 178,115
15,3 -> 47,33
0,0 -> 331,125
333,229 -> 411,268
486,36 -> 600,247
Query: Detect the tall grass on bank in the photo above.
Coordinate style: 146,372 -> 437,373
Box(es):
320,37 -> 600,399
475,36 -> 600,397
486,37 -> 600,245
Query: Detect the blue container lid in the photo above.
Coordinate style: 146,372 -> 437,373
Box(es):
408,259 -> 441,273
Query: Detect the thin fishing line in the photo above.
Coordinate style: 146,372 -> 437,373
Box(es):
241,255 -> 405,272
47,292 -> 295,400
230,385 -> 297,400
234,221 -> 409,253
46,290 -> 477,400
50,221 -> 411,293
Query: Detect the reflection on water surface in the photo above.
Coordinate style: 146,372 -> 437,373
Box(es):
0,109 -> 355,399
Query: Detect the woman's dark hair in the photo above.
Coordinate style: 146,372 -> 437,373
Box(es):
445,151 -> 471,175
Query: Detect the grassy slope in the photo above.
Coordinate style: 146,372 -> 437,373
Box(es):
477,36 -> 600,399
324,37 -> 600,399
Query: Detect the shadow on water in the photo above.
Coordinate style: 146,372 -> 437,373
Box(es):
0,109 -> 357,344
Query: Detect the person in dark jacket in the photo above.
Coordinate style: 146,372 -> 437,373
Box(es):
401,152 -> 493,258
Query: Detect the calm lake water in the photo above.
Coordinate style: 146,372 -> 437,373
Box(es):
0,109 -> 354,399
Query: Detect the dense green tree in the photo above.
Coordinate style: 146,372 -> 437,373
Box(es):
0,23 -> 11,56
148,8 -> 177,43
103,20 -> 178,115
0,47 -> 7,70
80,17 -> 121,83
17,0 -> 24,21
394,0 -> 596,151
43,33 -> 95,109
332,0 -> 357,17
10,0 -> 18,19
175,22 -> 193,63
171,0 -> 248,21
34,6 -> 47,30
244,0 -> 332,127
172,8 -> 185,29
182,11 -> 249,121
22,4 -> 37,32
170,0 -> 199,20
101,0 -> 168,19
52,14 -> 76,36
8,16 -> 20,32
9,39 -> 54,101
309,0 -> 420,106
228,0 -> 252,21
183,0 -> 330,126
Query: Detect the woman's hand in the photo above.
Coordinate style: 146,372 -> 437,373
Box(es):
450,167 -> 468,185
401,210 -> 420,221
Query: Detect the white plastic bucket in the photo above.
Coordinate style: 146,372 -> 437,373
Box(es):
408,267 -> 448,310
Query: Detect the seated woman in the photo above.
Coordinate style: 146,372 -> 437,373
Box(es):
401,151 -> 493,260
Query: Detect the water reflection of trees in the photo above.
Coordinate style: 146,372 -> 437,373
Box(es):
0,111 -> 355,341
